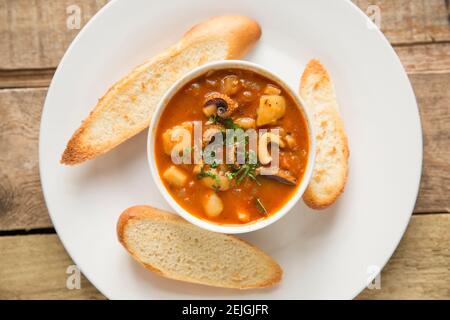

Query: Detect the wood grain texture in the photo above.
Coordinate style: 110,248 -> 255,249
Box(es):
358,214 -> 450,299
353,0 -> 450,44
1,42 -> 450,89
0,0 -> 449,71
0,88 -> 51,230
0,0 -> 108,69
395,43 -> 450,74
0,234 -> 105,299
411,73 -> 450,213
0,214 -> 447,299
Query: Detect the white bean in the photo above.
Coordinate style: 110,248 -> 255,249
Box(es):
202,192 -> 223,217
235,117 -> 256,129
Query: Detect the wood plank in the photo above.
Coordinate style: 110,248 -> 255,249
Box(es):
0,0 -> 108,69
358,214 -> 450,299
0,88 -> 51,230
0,234 -> 105,299
411,72 -> 450,213
395,43 -> 450,74
353,0 -> 450,44
0,0 -> 449,71
0,214 -> 448,299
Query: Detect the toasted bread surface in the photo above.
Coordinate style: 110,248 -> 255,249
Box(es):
62,16 -> 261,165
300,60 -> 349,209
117,205 -> 282,289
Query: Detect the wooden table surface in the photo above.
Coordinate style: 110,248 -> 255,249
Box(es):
0,0 -> 449,300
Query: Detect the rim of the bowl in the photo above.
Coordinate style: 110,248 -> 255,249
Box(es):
147,60 -> 316,234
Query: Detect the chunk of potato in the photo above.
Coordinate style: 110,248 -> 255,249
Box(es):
237,211 -> 250,223
256,95 -> 286,126
202,192 -> 223,217
203,104 -> 217,117
263,84 -> 282,95
162,122 -> 192,155
202,174 -> 230,191
163,166 -> 188,187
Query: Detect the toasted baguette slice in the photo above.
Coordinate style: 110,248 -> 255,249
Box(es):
61,16 -> 261,165
117,206 -> 282,289
300,60 -> 349,209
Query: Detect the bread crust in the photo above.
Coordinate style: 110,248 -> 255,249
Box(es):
117,205 -> 282,289
61,16 -> 261,165
300,60 -> 349,209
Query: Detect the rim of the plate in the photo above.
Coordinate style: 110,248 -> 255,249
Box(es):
343,0 -> 423,297
39,0 -> 423,300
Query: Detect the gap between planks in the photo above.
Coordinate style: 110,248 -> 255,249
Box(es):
2,42 -> 450,89
0,68 -> 55,89
0,212 -> 448,238
391,40 -> 450,47
0,227 -> 56,237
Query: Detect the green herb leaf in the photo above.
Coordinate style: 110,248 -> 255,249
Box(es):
222,118 -> 240,130
255,198 -> 268,215
208,116 -> 241,130
210,160 -> 219,169
225,172 -> 234,180
197,167 -> 222,192
248,172 -> 261,186
208,115 -> 220,124
197,167 -> 218,181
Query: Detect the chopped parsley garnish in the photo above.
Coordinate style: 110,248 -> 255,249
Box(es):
197,167 -> 217,181
221,118 -> 241,130
255,198 -> 268,215
196,166 -> 221,190
210,160 -> 219,169
208,115 -> 241,130
204,117 -> 261,186
228,162 -> 260,186
208,114 -> 220,125
225,172 -> 234,180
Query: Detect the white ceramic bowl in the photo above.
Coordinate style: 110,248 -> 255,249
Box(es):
148,60 -> 315,234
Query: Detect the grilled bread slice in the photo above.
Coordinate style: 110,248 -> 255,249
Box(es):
300,60 -> 349,209
117,206 -> 282,289
61,16 -> 261,165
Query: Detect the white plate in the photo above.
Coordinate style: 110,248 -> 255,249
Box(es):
39,0 -> 422,299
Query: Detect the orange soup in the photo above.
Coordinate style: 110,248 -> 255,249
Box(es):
155,68 -> 309,225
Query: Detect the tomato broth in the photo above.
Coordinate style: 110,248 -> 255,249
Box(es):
155,68 -> 309,225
